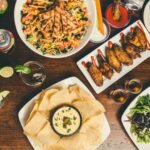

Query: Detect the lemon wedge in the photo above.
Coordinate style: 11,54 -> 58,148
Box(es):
0,91 -> 10,102
0,66 -> 14,78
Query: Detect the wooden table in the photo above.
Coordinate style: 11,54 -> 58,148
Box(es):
0,0 -> 149,150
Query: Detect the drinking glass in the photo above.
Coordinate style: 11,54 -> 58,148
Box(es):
125,79 -> 142,94
19,61 -> 46,87
110,89 -> 129,104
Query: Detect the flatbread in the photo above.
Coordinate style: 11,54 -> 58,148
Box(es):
24,112 -> 48,135
72,99 -> 105,122
38,89 -> 59,111
36,122 -> 60,145
48,88 -> 73,109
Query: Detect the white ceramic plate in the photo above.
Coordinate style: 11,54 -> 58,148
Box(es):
77,20 -> 150,94
143,1 -> 150,32
121,87 -> 150,150
14,0 -> 96,58
18,77 -> 110,150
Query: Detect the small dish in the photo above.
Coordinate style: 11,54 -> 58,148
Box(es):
121,87 -> 150,150
50,105 -> 82,137
105,3 -> 131,28
90,18 -> 111,43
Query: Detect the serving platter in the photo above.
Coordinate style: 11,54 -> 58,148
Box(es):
14,0 -> 96,58
77,20 -> 150,94
121,87 -> 150,150
18,77 -> 110,150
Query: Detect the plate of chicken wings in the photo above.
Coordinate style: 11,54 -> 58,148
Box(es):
77,20 -> 150,94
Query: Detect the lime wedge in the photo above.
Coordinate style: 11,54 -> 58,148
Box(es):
0,66 -> 14,78
0,91 -> 10,102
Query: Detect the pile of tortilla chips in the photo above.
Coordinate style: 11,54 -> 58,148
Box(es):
24,85 -> 105,150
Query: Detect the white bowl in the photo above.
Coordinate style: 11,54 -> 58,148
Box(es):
14,0 -> 96,58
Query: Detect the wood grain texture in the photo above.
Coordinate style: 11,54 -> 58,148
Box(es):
0,0 -> 149,150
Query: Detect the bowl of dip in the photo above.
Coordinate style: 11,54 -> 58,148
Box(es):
90,18 -> 111,43
51,105 -> 82,137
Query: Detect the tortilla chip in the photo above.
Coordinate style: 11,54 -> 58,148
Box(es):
24,112 -> 48,135
73,99 -> 105,122
36,122 -> 60,146
38,89 -> 59,111
48,88 -> 73,109
69,85 -> 94,102
26,102 -> 39,124
58,133 -> 87,150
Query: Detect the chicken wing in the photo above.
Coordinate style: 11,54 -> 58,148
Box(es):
134,26 -> 147,50
112,44 -> 133,65
106,47 -> 122,73
120,33 -> 141,59
97,52 -> 113,79
86,62 -> 103,86
126,26 -> 147,51
112,0 -> 121,21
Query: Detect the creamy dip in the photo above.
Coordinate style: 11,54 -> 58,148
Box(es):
91,20 -> 110,43
52,106 -> 82,136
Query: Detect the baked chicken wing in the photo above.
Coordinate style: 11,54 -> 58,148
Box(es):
97,51 -> 113,79
112,0 -> 121,21
86,62 -> 103,86
112,44 -> 133,66
120,33 -> 141,59
127,26 -> 147,51
106,47 -> 122,73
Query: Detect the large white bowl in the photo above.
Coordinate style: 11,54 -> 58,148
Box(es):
14,0 -> 96,58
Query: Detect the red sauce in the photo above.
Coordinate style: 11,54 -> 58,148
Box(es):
105,4 -> 129,28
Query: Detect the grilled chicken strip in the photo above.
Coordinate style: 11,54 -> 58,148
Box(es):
86,62 -> 103,86
120,34 -> 141,59
97,53 -> 113,79
106,47 -> 122,73
113,44 -> 133,66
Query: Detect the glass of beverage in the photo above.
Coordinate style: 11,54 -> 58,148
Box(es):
19,61 -> 46,87
110,89 -> 129,104
125,79 -> 142,94
0,29 -> 15,54
124,0 -> 145,11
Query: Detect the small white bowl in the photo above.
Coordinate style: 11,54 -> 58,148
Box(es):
14,0 -> 96,58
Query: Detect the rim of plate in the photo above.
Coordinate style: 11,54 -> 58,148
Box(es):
14,0 -> 96,59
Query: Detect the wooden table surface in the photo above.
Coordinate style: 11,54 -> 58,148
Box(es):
0,0 -> 150,150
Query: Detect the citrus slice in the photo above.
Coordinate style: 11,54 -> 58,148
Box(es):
0,90 -> 10,102
0,66 -> 14,78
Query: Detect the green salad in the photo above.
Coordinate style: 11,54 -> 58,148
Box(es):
128,94 -> 150,143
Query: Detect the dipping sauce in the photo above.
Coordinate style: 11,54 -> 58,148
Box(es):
51,105 -> 82,136
91,19 -> 111,43
105,3 -> 130,28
